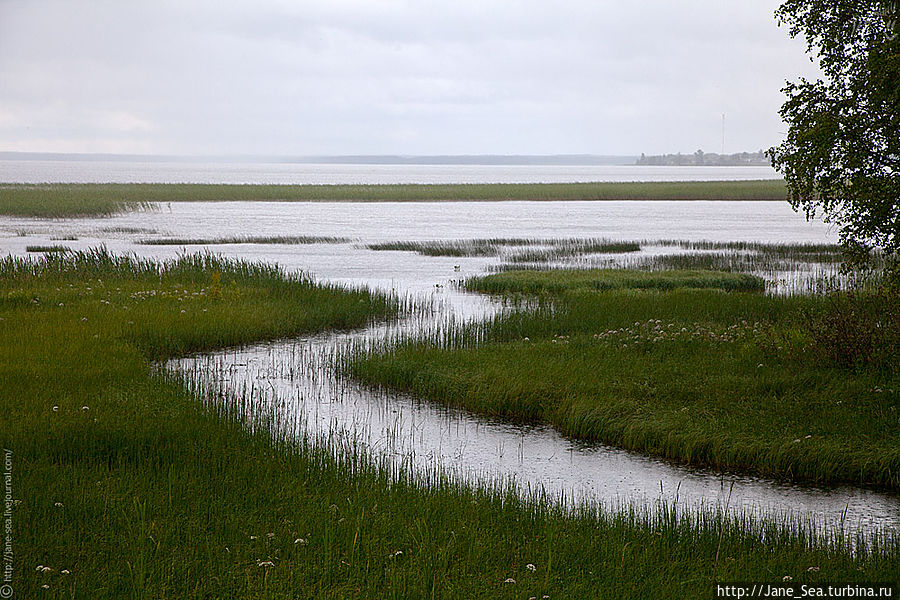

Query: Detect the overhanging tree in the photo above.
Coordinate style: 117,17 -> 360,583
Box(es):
769,0 -> 900,260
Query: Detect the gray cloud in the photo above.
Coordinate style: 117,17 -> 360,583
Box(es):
0,0 -> 819,155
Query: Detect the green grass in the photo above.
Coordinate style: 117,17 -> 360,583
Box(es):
139,235 -> 349,246
505,241 -> 640,263
25,245 -> 71,253
349,270 -> 900,489
0,180 -> 787,217
659,240 -> 843,256
4,252 -> 897,597
368,240 -> 844,293
466,268 -> 767,294
367,238 -> 641,258
653,241 -> 847,264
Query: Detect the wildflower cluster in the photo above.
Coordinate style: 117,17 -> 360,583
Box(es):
589,319 -> 765,349
34,564 -> 72,592
127,287 -> 210,302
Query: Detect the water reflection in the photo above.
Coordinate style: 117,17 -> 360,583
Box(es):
171,284 -> 900,543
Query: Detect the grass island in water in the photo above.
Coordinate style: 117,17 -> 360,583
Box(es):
0,180 -> 787,217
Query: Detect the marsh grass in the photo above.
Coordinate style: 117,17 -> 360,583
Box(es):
368,238 -> 641,259
5,252 -> 897,597
24,244 -> 71,253
444,239 -> 852,295
0,180 -> 787,217
371,238 -> 846,294
139,235 -> 350,246
505,241 -> 641,263
466,268 -> 766,294
350,271 -> 900,490
656,240 -> 844,260
368,240 -> 504,257
100,226 -> 158,234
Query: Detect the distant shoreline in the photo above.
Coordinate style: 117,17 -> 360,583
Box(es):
0,151 -> 640,166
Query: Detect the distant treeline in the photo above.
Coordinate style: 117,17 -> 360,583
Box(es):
637,150 -> 770,167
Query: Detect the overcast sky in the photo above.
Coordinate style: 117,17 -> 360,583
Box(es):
0,0 -> 820,157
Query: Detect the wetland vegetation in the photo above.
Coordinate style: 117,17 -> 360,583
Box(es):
4,250 -> 898,598
366,237 -> 641,258
349,269 -> 900,489
139,235 -> 350,246
0,180 -> 786,217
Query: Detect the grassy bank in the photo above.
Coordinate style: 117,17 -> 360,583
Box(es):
4,253 -> 897,597
349,270 -> 900,489
466,268 -> 766,293
0,180 -> 786,217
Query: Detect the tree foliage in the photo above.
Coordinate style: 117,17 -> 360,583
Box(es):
769,0 -> 900,258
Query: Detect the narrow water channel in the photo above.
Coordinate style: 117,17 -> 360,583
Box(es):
170,284 -> 900,544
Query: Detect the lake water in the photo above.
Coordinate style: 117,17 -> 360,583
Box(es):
2,191 -> 896,543
2,200 -> 838,293
0,159 -> 779,184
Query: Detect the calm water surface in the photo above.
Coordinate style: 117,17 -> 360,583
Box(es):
0,159 -> 779,184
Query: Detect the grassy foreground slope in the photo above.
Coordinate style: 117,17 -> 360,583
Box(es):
350,270 -> 900,489
0,180 -> 786,217
2,254 -> 896,598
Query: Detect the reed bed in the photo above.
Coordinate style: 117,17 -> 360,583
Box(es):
505,241 -> 640,263
367,240 -> 504,257
139,235 -> 350,246
0,180 -> 787,217
370,238 -> 844,292
367,237 -> 641,258
466,268 -> 766,294
443,239 -> 852,295
4,251 -> 896,597
100,226 -> 158,234
24,244 -> 71,253
657,240 -> 844,261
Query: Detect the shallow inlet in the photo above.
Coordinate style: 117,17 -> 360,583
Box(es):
170,284 -> 900,544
